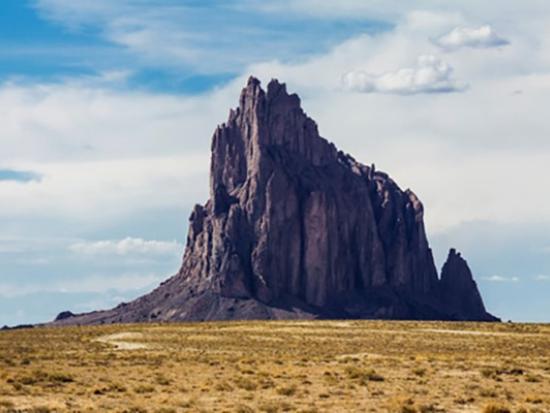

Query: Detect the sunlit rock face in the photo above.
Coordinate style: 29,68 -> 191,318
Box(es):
53,77 -> 499,325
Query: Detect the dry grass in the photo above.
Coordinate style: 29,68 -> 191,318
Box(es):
0,320 -> 548,412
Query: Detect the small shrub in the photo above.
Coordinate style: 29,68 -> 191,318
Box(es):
30,407 -> 53,413
93,382 -> 127,395
235,405 -> 254,413
413,368 -> 426,377
344,366 -> 384,384
259,378 -> 275,389
525,375 -> 540,383
134,384 -> 155,394
258,401 -> 293,413
481,367 -> 499,379
419,404 -> 443,413
179,398 -> 197,409
525,395 -> 543,404
483,404 -> 511,413
276,384 -> 297,396
258,401 -> 279,413
7,370 -> 73,387
365,369 -> 384,382
122,408 -> 148,413
480,388 -> 498,398
233,377 -> 257,391
154,374 -> 171,386
47,372 -> 74,384
481,367 -> 525,379
214,381 -> 234,391
400,405 -> 417,413
0,400 -> 15,409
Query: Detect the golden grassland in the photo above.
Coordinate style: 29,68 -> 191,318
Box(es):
0,321 -> 548,412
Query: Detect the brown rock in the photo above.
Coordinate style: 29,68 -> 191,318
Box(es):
53,76 -> 498,325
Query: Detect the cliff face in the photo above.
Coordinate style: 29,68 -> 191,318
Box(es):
53,77 -> 498,325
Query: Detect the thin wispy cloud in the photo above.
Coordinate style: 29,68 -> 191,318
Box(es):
69,237 -> 183,256
483,275 -> 520,283
32,0 -> 390,74
0,273 -> 164,298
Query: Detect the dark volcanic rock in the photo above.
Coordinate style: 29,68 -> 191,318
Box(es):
1,324 -> 34,331
53,76 -> 498,325
440,249 -> 498,321
54,311 -> 75,321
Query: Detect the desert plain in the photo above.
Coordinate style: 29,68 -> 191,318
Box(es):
0,321 -> 548,413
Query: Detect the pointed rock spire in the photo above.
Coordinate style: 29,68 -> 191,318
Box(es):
440,249 -> 499,321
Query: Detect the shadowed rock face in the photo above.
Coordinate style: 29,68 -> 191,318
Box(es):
53,77 -> 498,325
440,249 -> 494,321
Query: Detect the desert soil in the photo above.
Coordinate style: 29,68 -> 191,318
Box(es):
0,320 -> 548,412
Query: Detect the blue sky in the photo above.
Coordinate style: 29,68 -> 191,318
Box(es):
1,0 -> 550,325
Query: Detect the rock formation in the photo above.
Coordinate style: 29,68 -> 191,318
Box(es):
53,76 -> 498,325
440,249 -> 493,321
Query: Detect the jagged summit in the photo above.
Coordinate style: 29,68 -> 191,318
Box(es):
53,76 -> 498,325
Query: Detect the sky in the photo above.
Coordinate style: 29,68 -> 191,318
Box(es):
1,0 -> 549,325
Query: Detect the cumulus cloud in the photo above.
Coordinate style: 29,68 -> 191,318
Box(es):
435,25 -> 509,50
69,237 -> 183,256
483,275 -> 520,283
342,55 -> 465,94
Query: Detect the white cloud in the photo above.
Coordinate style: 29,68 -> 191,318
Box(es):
0,156 -> 210,226
483,275 -> 520,283
241,7 -> 550,234
0,75 -> 239,163
534,275 -> 550,281
4,6 -> 550,235
69,237 -> 183,256
0,73 -> 241,225
342,55 -> 465,94
1,1 -> 549,324
435,25 -> 509,50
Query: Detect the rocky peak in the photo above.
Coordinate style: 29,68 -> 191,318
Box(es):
441,248 -> 473,286
51,76 -> 498,325
440,248 -> 497,321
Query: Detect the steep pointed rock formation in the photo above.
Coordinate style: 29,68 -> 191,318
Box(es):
53,77 -> 498,325
440,249 -> 496,321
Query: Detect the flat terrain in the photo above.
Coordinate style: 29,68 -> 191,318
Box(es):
0,321 -> 548,413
